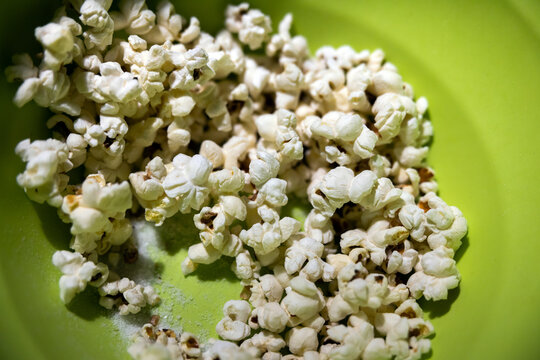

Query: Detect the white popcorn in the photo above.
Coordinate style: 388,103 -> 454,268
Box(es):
257,178 -> 289,207
209,168 -> 246,195
204,340 -> 255,360
34,16 -> 81,70
15,139 -> 71,207
201,140 -> 225,169
399,204 -> 428,242
75,62 -> 142,105
77,0 -> 115,51
284,237 -> 335,282
111,0 -> 156,35
128,324 -> 185,360
259,274 -> 284,303
240,216 -> 300,256
5,54 -> 38,82
286,327 -> 318,355
372,93 -> 417,144
241,331 -> 286,358
52,250 -> 108,304
281,276 -> 325,322
98,277 -> 159,315
326,320 -> 373,360
249,151 -> 280,188
309,167 -> 354,216
254,302 -> 289,333
216,300 -> 252,341
256,110 -> 303,162
368,70 -> 404,96
223,299 -> 252,323
374,313 -> 409,358
222,126 -> 257,169
349,172 -> 403,211
340,218 -> 408,266
168,48 -> 215,90
244,60 -> 271,98
202,196 -> 247,231
226,3 -> 272,50
363,338 -> 391,360
142,1 -> 182,44
232,250 -> 260,280
184,242 -> 221,271
304,210 -> 334,244
408,246 -> 460,301
62,174 -> 132,253
386,240 -> 419,274
13,68 -> 71,109
422,193 -> 468,251
311,112 -> 362,142
162,154 -> 211,213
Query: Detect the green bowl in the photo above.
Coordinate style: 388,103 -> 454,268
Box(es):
1,0 -> 539,359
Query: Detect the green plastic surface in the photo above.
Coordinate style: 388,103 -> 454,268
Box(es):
1,0 -> 539,359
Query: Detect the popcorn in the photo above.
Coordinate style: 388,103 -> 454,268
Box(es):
232,250 -> 260,280
249,151 -> 280,188
34,15 -> 81,70
304,210 -> 334,244
52,250 -> 109,303
216,300 -> 252,341
142,1 -> 182,44
77,0 -> 115,51
407,246 -> 460,301
204,340 -> 255,360
368,69 -> 404,96
386,240 -> 419,274
284,237 -> 335,282
240,216 -> 300,256
9,3 -> 467,359
422,192 -> 468,251
281,276 -> 325,322
62,174 -> 132,253
111,0 -> 156,35
349,172 -> 403,211
162,154 -> 212,213
340,218 -> 408,266
241,331 -> 286,358
309,167 -> 354,216
99,277 -> 160,315
15,139 -> 71,207
371,93 -> 417,144
325,320 -> 373,360
286,327 -> 318,355
226,3 -> 272,50
253,302 -> 289,333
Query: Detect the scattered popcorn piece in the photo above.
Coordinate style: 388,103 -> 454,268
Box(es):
52,250 -> 109,304
98,277 -> 160,315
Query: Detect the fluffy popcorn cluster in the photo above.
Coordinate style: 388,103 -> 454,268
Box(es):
9,1 -> 467,359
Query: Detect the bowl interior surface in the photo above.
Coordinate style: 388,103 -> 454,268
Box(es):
0,0 -> 539,359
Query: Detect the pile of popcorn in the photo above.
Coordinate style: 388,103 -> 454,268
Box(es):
8,1 -> 467,359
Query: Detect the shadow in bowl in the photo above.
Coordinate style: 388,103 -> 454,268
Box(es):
420,286 -> 461,319
154,213 -> 201,255
150,212 -> 239,283
192,256 -> 238,283
453,234 -> 469,264
66,287 -> 108,321
31,202 -> 71,250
